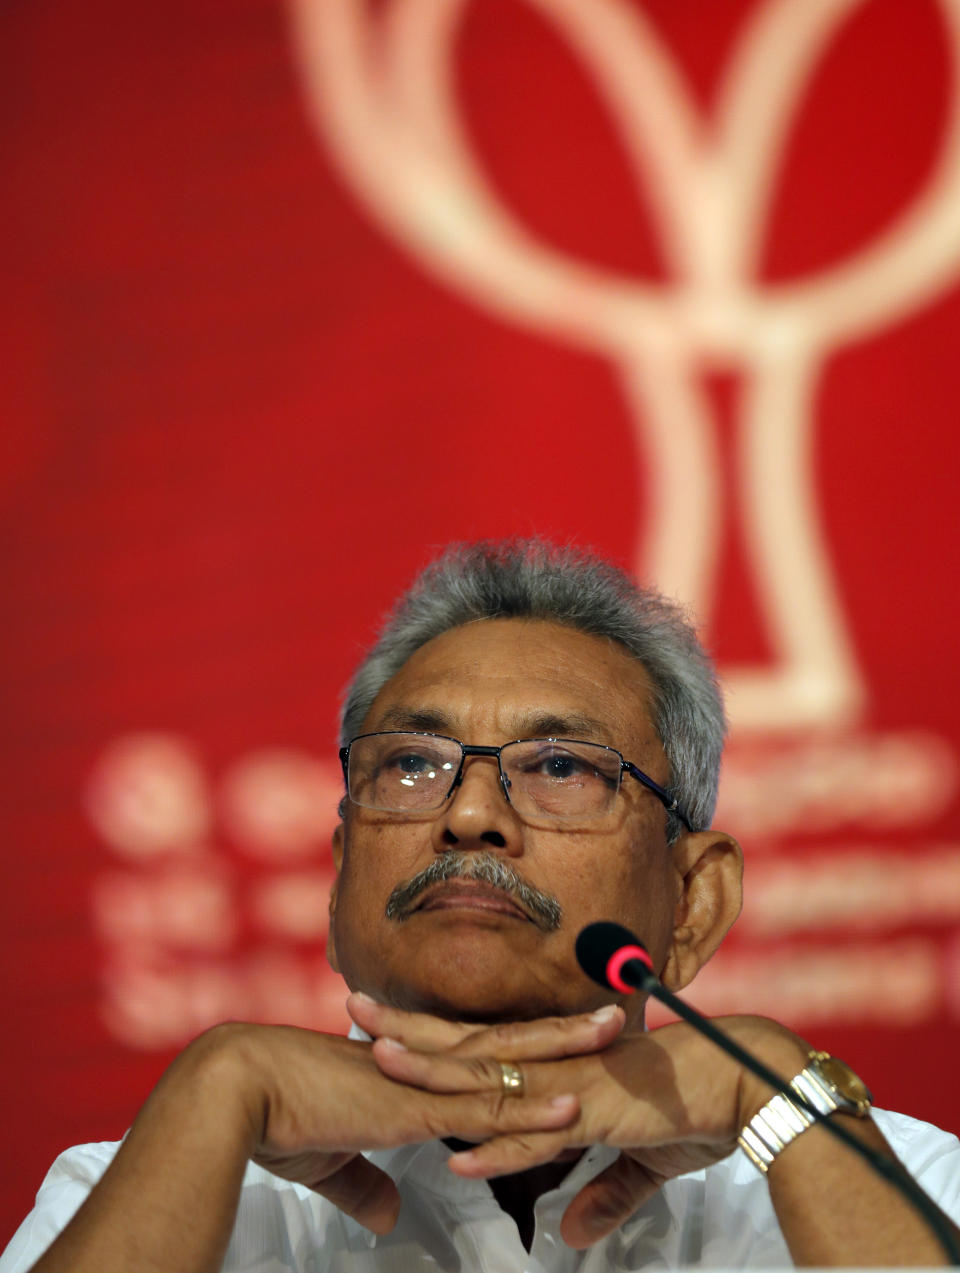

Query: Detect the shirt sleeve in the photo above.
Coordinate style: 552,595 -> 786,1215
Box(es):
873,1107 -> 960,1221
0,1141 -> 120,1273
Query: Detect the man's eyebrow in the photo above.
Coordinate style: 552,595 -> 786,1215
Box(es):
515,711 -> 613,742
371,706 -> 614,743
373,706 -> 454,734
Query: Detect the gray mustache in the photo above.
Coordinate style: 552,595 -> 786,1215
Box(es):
385,851 -> 563,932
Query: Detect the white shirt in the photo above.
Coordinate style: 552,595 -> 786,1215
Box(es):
3,1108 -> 959,1272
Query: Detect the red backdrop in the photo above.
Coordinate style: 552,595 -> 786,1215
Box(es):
3,0 -> 960,1245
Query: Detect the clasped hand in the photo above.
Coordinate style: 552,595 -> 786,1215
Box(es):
217,996 -> 806,1247
347,994 -> 809,1248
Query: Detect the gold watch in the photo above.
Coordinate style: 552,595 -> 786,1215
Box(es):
738,1051 -> 873,1174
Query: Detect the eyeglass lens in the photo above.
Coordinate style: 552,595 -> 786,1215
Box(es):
347,732 -> 622,819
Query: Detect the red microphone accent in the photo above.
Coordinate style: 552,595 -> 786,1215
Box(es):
605,944 -> 653,994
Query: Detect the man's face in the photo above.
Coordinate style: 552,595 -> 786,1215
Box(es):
328,617 -> 687,1026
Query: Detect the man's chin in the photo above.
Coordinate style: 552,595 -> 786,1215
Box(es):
347,914 -> 586,1021
381,969 -> 579,1024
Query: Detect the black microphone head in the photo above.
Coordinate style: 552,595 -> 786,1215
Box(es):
576,921 -> 655,992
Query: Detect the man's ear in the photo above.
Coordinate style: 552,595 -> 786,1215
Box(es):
659,829 -> 743,992
326,820 -> 344,974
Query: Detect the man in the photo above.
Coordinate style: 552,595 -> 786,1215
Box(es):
4,539 -> 960,1271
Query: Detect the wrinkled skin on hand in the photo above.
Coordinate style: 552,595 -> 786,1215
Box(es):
348,994 -> 810,1248
197,1004 -> 626,1236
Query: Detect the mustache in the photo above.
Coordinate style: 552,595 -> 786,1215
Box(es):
384,851 -> 563,932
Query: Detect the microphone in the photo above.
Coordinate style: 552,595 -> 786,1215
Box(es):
576,920 -> 960,1266
575,920 -> 658,994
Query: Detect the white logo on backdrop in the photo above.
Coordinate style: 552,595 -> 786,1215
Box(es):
88,2 -> 960,1045
288,0 -> 960,733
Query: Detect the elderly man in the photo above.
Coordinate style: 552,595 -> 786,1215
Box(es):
4,540 -> 960,1272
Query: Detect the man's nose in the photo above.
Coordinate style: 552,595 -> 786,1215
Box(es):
433,754 -> 521,854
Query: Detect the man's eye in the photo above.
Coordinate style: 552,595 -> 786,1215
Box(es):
546,755 -> 583,778
386,752 -> 436,776
527,751 -> 591,780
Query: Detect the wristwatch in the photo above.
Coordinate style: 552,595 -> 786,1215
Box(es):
737,1051 -> 873,1174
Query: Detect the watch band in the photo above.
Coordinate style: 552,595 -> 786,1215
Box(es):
737,1051 -> 869,1174
738,1088 -> 818,1173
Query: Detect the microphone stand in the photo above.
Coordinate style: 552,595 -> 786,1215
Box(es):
630,961 -> 960,1266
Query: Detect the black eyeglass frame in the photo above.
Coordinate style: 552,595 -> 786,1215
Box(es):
339,731 -> 693,831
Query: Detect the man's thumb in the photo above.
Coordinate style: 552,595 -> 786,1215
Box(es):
313,1156 -> 401,1234
560,1153 -> 660,1249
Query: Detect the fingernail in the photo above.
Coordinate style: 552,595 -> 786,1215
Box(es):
588,1005 -> 619,1023
378,1036 -> 407,1052
350,991 -> 377,1006
550,1094 -> 577,1109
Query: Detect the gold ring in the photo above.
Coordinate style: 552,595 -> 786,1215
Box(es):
499,1061 -> 524,1096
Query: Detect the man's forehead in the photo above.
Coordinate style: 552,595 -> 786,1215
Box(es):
373,702 -> 619,744
361,618 -> 659,747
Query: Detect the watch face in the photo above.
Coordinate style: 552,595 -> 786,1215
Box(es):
818,1055 -> 873,1109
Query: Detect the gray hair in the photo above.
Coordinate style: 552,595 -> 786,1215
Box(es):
339,539 -> 726,841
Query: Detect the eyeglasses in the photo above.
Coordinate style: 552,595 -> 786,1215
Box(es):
339,731 -> 692,830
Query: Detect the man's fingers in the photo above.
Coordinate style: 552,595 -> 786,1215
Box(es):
367,1007 -> 625,1088
560,1154 -> 662,1249
346,993 -> 481,1052
446,1129 -> 577,1178
447,1005 -> 625,1061
348,995 -> 625,1063
435,1091 -> 580,1145
310,1156 -> 402,1235
372,1038 -> 519,1093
